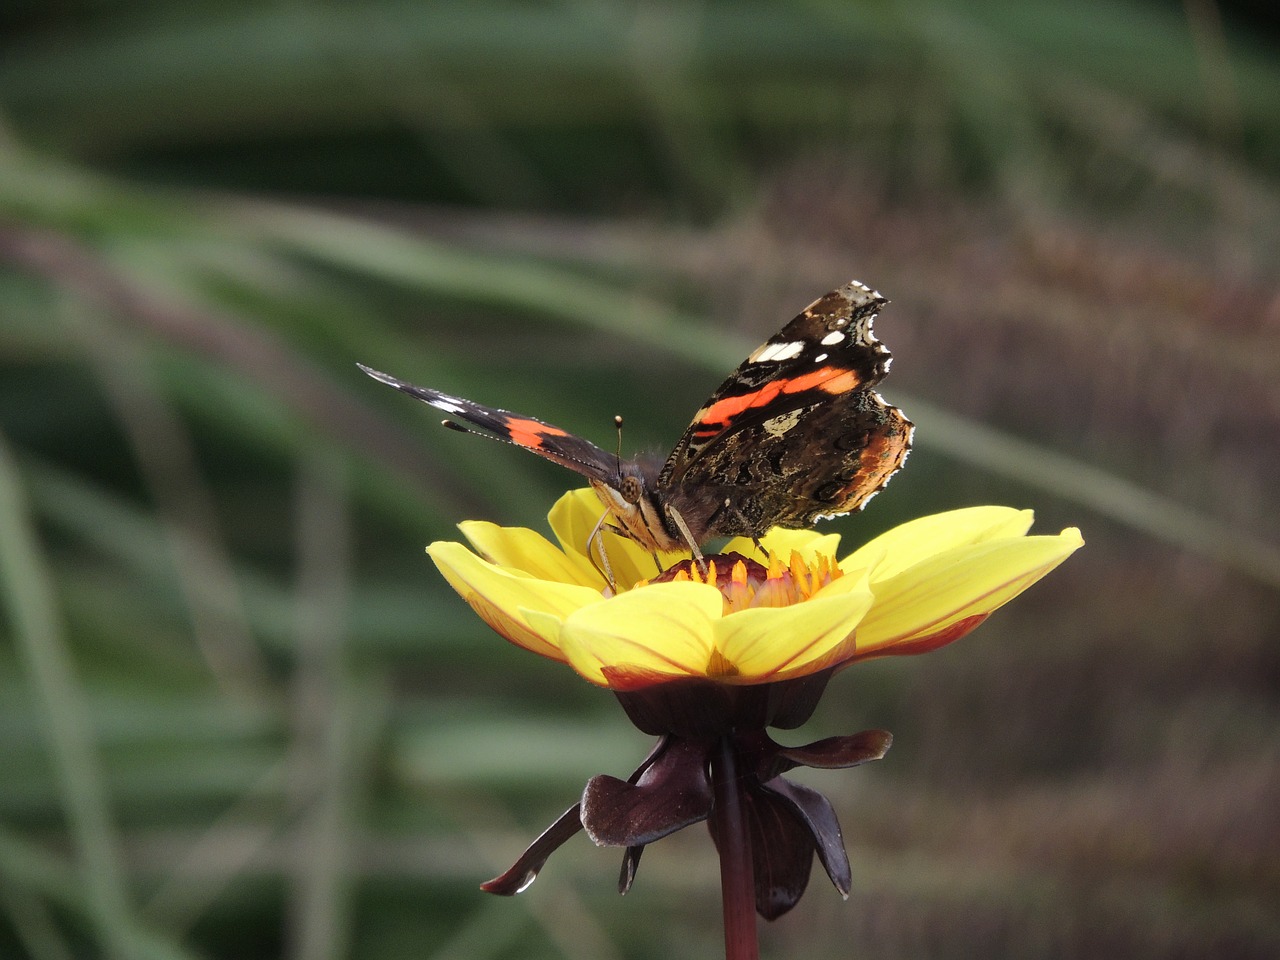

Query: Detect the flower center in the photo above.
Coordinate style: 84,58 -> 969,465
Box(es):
644,550 -> 843,613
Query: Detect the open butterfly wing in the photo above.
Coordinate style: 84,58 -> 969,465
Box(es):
358,364 -> 618,484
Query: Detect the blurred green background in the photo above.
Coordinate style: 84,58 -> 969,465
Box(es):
1,1 -> 1278,958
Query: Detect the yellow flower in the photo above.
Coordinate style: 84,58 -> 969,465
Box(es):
427,489 -> 1082,691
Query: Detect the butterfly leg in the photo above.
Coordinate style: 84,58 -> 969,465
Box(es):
711,499 -> 768,560
664,505 -> 706,572
587,509 -> 618,594
715,498 -> 770,559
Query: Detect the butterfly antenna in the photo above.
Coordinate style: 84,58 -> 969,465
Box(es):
613,415 -> 624,471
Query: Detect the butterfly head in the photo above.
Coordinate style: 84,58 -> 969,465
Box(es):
589,456 -> 683,555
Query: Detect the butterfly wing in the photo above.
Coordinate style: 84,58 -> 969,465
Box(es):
658,282 -> 913,541
358,364 -> 618,484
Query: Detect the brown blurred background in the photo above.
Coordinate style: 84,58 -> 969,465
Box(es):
1,1 -> 1277,958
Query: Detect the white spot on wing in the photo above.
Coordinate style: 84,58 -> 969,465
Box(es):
820,330 -> 845,346
434,399 -> 466,414
813,353 -> 828,363
749,340 -> 805,363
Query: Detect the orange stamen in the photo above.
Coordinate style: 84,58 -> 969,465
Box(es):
641,549 -> 843,614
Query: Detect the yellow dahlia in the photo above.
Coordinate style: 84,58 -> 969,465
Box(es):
427,487 -> 1081,921
427,488 -> 1082,691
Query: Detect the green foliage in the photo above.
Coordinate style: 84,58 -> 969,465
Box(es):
1,1 -> 1278,958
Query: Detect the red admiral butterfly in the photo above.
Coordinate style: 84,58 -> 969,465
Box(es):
360,281 -> 912,562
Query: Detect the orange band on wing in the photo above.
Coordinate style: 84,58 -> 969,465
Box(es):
505,418 -> 568,448
815,368 -> 861,394
696,366 -> 864,428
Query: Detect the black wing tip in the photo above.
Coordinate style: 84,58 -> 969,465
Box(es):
358,364 -> 441,403
357,362 -> 403,388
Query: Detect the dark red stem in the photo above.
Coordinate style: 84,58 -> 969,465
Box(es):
711,735 -> 758,960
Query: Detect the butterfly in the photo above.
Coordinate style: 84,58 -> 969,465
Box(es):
360,280 -> 912,567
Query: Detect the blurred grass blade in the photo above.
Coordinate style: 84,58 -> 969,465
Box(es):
424,898 -> 531,960
0,829 -> 79,922
287,453 -> 357,960
66,301 -> 270,700
225,199 -> 731,367
0,830 -> 201,960
139,760 -> 289,934
0,219 -> 479,521
0,884 -> 76,960
0,431 -> 136,960
905,396 -> 1280,589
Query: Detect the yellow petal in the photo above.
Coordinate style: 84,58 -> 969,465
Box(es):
426,541 -> 604,661
724,527 -> 842,564
711,586 -> 874,681
544,487 -> 606,555
520,606 -> 567,656
546,488 -> 669,590
841,506 -> 1036,582
555,581 -> 724,687
458,520 -> 598,587
854,527 -> 1083,654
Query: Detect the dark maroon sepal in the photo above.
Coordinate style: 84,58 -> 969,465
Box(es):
709,782 -> 815,920
766,729 -> 892,779
762,777 -> 852,900
613,669 -> 835,738
481,667 -> 892,918
479,802 -> 584,895
618,845 -> 643,894
582,737 -> 714,846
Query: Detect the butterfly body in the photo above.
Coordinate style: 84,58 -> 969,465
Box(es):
360,281 -> 912,556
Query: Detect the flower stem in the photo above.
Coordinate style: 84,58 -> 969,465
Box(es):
711,735 -> 758,960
